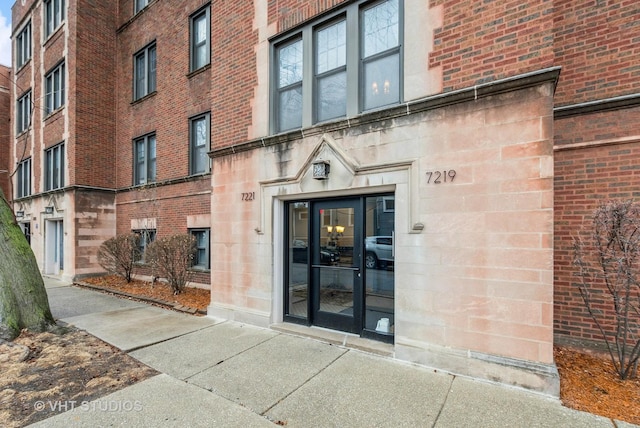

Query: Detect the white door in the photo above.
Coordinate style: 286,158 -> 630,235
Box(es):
45,220 -> 64,275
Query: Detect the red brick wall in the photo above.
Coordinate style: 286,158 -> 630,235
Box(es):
72,0 -> 117,188
553,0 -> 640,107
267,0 -> 348,32
429,0 -> 555,92
554,109 -> 640,344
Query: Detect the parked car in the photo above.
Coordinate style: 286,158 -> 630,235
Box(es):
365,236 -> 394,269
291,240 -> 340,265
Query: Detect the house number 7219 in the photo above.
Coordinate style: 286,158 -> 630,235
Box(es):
426,170 -> 456,184
241,192 -> 255,201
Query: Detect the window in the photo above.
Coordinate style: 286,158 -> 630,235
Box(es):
17,91 -> 32,134
190,5 -> 210,71
134,43 -> 157,100
190,113 -> 210,175
190,229 -> 210,270
133,229 -> 156,262
45,143 -> 65,191
44,0 -> 65,38
135,0 -> 149,14
16,21 -> 31,69
134,134 -> 156,185
16,158 -> 31,198
45,62 -> 65,115
272,0 -> 401,133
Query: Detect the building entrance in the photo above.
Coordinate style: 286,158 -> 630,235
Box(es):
285,195 -> 394,341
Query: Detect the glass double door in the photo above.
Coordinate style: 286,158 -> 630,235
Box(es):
286,195 -> 395,340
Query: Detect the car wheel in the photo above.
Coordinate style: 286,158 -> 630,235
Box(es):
365,252 -> 378,269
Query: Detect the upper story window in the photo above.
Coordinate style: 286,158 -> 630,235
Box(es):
190,5 -> 211,72
45,143 -> 65,191
189,113 -> 210,175
133,133 -> 156,185
17,91 -> 32,134
45,62 -> 65,115
135,0 -> 150,14
134,42 -> 157,100
272,0 -> 401,133
44,0 -> 65,39
16,21 -> 31,69
16,158 -> 32,198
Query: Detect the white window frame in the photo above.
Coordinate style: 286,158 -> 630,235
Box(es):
189,228 -> 210,270
17,91 -> 32,134
44,0 -> 65,39
189,113 -> 211,175
134,42 -> 157,101
45,143 -> 65,191
133,133 -> 157,185
271,0 -> 402,133
190,5 -> 211,72
16,21 -> 31,69
16,158 -> 32,198
45,62 -> 65,115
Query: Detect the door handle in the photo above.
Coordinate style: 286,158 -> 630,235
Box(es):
311,265 -> 360,271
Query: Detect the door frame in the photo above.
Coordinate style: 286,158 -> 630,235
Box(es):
310,198 -> 363,333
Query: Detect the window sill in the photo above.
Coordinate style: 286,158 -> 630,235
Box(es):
189,267 -> 210,273
44,107 -> 65,122
187,63 -> 210,79
131,91 -> 157,106
43,24 -> 65,48
15,129 -> 30,139
15,59 -> 31,74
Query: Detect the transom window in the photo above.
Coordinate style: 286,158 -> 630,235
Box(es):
17,91 -> 32,134
44,0 -> 65,39
16,158 -> 31,198
133,134 -> 156,185
272,0 -> 401,133
190,5 -> 211,72
190,113 -> 210,175
45,143 -> 65,191
134,43 -> 157,100
189,229 -> 210,270
45,62 -> 65,115
16,21 -> 31,69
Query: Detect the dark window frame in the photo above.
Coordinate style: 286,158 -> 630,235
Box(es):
16,158 -> 32,198
16,21 -> 31,69
45,143 -> 65,191
133,133 -> 157,185
45,61 -> 65,116
189,228 -> 211,270
17,91 -> 32,134
189,112 -> 211,175
44,0 -> 65,39
190,5 -> 211,72
133,42 -> 157,101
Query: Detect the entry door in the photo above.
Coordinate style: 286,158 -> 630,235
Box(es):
311,199 -> 362,333
45,220 -> 64,274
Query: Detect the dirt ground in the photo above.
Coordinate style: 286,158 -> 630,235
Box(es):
0,329 -> 158,427
1,276 -> 638,426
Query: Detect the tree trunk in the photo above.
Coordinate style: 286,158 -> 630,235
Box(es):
0,190 -> 55,340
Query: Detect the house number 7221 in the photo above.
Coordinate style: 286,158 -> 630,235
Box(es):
241,192 -> 255,201
426,170 -> 456,184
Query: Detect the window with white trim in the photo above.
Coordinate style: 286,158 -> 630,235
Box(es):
190,5 -> 211,72
189,228 -> 210,270
16,158 -> 31,198
190,113 -> 210,175
17,91 -> 32,134
272,0 -> 401,133
16,21 -> 31,69
133,134 -> 156,185
134,43 -> 157,100
45,143 -> 64,191
45,62 -> 65,115
44,0 -> 65,38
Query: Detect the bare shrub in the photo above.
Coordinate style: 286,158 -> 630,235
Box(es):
97,234 -> 140,282
574,200 -> 640,379
144,234 -> 196,294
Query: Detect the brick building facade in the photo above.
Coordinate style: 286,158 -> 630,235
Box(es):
9,0 -> 639,394
0,66 -> 9,199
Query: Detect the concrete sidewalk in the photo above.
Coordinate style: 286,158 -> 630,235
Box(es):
33,277 -> 637,427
